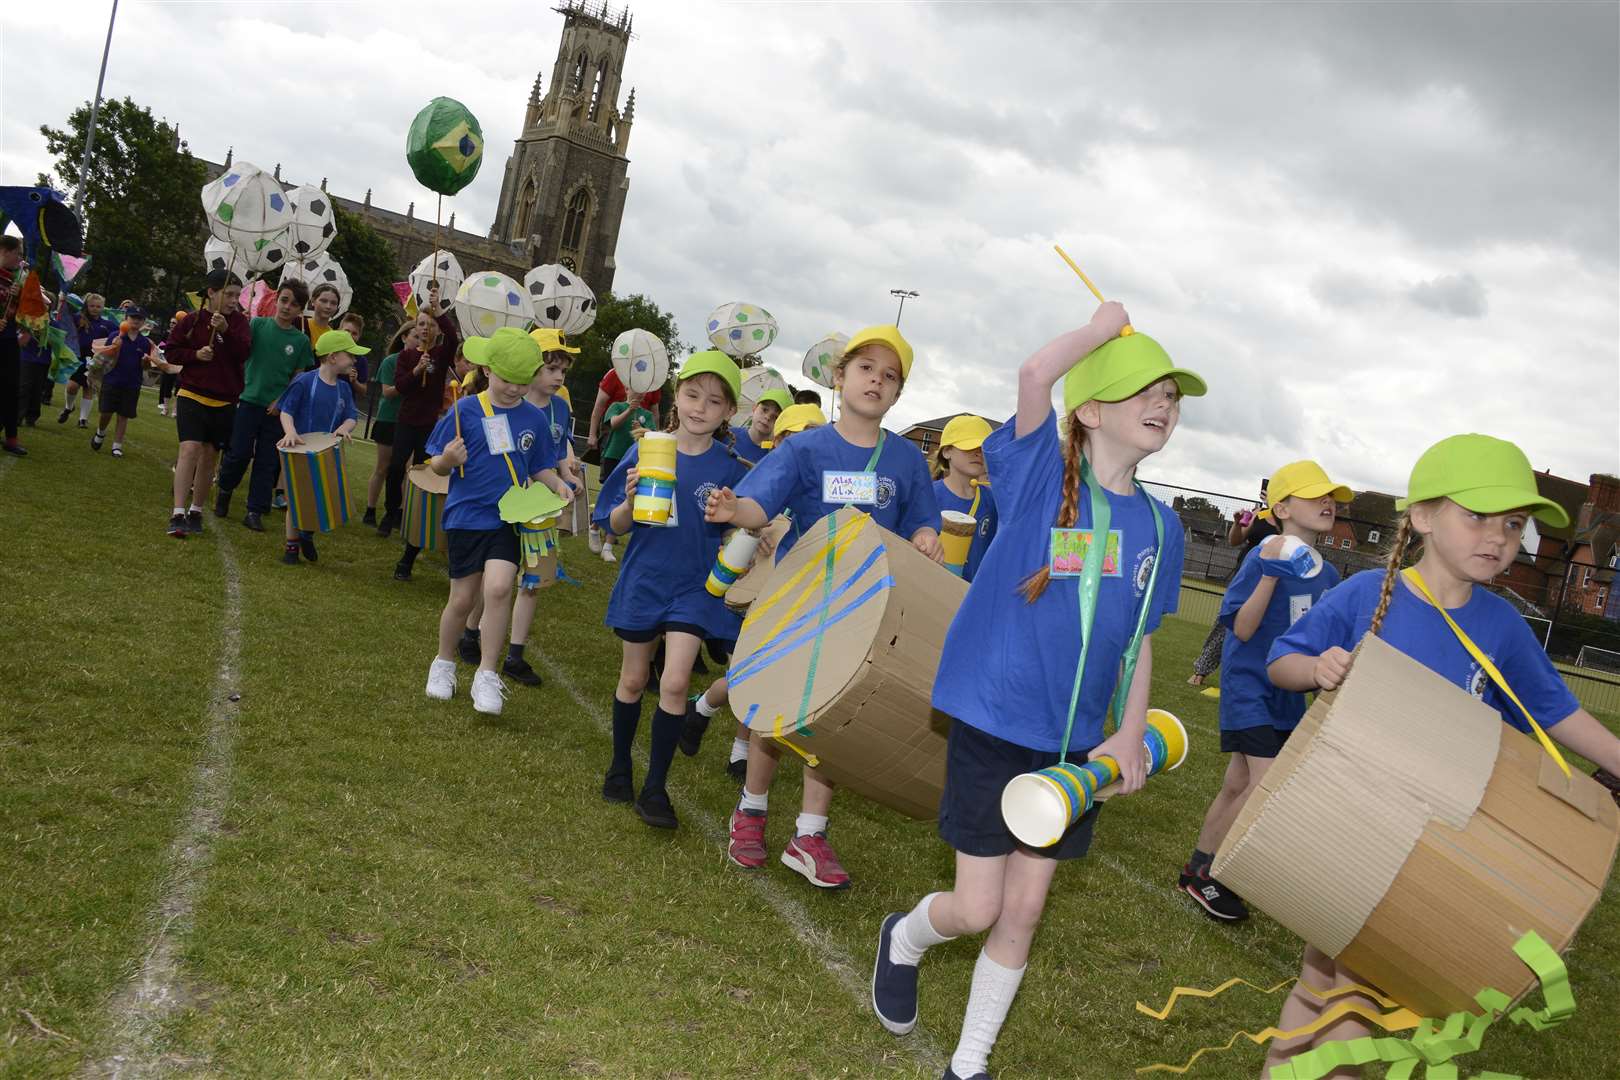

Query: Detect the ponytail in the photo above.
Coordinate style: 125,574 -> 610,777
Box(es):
1019,418 -> 1087,603
1368,513 -> 1419,637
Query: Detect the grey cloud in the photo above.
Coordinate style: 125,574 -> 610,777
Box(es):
1407,272 -> 1487,319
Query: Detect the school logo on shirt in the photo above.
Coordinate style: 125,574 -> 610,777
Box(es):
1466,662 -> 1490,699
875,476 -> 896,510
693,481 -> 719,516
1132,550 -> 1157,597
283,344 -> 295,355
517,430 -> 536,452
550,421 -> 563,446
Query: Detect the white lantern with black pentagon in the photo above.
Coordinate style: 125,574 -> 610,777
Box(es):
200,162 -> 293,261
285,184 -> 338,259
455,271 -> 533,338
801,332 -> 846,390
409,249 -> 464,315
204,235 -> 236,277
282,252 -> 352,313
707,301 -> 779,360
611,328 -> 670,396
524,263 -> 596,335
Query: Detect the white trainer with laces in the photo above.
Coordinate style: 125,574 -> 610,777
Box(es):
425,657 -> 457,700
471,669 -> 508,715
587,526 -> 603,554
601,544 -> 616,563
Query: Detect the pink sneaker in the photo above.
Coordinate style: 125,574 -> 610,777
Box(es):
728,808 -> 767,869
781,832 -> 851,890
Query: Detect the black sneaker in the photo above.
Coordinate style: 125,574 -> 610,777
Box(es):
56,407 -> 70,424
872,912 -> 919,1035
726,757 -> 748,782
602,770 -> 634,804
298,533 -> 318,563
280,546 -> 301,566
167,512 -> 189,539
184,510 -> 204,536
1178,866 -> 1249,921
362,508 -> 377,526
457,635 -> 481,665
392,561 -> 412,582
634,788 -> 678,830
502,656 -> 542,686
242,511 -> 265,532
76,418 -> 88,429
90,431 -> 104,451
943,1068 -> 990,1080
376,510 -> 399,538
214,489 -> 232,518
677,699 -> 710,757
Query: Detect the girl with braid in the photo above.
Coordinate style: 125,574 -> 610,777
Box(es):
1262,433 -> 1620,1076
871,303 -> 1202,1080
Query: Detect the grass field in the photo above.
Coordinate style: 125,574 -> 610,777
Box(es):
3,399 -> 1618,1079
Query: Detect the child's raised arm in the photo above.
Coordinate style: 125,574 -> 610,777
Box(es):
1014,301 -> 1129,437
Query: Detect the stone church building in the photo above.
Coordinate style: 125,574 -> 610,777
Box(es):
200,1 -> 633,295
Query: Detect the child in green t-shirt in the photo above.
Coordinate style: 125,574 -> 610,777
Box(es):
596,400 -> 655,563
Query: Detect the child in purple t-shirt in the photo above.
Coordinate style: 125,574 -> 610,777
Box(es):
89,308 -> 158,458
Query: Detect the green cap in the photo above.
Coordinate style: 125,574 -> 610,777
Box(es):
464,326 -> 543,384
1061,332 -> 1206,416
1396,434 -> 1569,527
315,328 -> 370,358
677,349 -> 742,403
757,389 -> 793,412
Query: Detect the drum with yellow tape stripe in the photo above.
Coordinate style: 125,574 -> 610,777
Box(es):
727,507 -> 968,820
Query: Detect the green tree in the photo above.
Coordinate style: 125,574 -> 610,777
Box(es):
326,207 -> 401,352
564,292 -> 684,423
38,96 -> 206,311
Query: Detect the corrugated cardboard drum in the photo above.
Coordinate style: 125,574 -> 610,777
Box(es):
727,508 -> 967,819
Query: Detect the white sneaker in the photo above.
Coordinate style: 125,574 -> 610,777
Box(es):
156,403 -> 166,416
425,657 -> 457,700
587,526 -> 603,554
601,544 -> 617,563
471,669 -> 507,715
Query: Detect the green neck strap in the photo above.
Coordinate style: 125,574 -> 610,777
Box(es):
863,430 -> 886,472
1056,458 -> 1166,764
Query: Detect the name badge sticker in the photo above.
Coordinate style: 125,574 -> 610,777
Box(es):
1049,528 -> 1123,578
482,414 -> 515,455
823,470 -> 878,505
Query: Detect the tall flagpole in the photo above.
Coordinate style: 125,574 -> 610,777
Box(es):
72,0 -> 120,225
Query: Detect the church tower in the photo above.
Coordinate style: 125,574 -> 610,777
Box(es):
491,1 -> 635,294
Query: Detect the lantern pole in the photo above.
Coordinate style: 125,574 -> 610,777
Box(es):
73,0 -> 120,226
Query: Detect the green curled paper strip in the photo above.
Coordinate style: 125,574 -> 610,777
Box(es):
1269,931 -> 1575,1080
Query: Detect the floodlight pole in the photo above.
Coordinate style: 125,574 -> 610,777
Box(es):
890,288 -> 919,326
72,0 -> 120,226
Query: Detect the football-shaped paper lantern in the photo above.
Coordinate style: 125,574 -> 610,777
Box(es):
410,249 -> 464,315
201,162 -> 292,252
801,332 -> 847,389
285,184 -> 338,259
707,301 -> 779,359
204,235 -> 235,276
525,263 -> 597,335
455,271 -> 532,338
611,329 -> 670,396
282,253 -> 352,313
734,364 -> 790,426
406,97 -> 484,196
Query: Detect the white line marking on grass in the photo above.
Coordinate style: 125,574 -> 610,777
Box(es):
92,532 -> 245,1080
534,650 -> 948,1075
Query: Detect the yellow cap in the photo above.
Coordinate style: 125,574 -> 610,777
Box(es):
939,414 -> 992,451
772,403 -> 827,440
529,327 -> 580,355
1258,460 -> 1351,520
843,325 -> 913,379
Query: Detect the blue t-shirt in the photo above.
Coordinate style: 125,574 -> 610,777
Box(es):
933,478 -> 999,583
732,427 -> 769,465
932,411 -> 1185,753
593,438 -> 752,642
534,394 -> 574,469
1217,546 -> 1341,731
734,423 -> 940,558
276,369 -> 357,436
1268,570 -> 1579,735
426,395 -> 558,531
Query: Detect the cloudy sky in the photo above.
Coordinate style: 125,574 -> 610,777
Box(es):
4,1 -> 1616,499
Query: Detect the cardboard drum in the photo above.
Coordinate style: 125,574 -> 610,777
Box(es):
280,432 -> 349,533
727,508 -> 968,820
403,463 -> 448,553
1213,634 -> 1619,1017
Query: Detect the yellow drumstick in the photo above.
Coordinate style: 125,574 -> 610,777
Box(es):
1053,244 -> 1134,336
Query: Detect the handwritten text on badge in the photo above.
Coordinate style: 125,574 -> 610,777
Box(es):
823,470 -> 878,505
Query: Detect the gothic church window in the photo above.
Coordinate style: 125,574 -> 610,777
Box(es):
588,60 -> 607,122
515,178 -> 537,237
562,188 -> 590,251
572,51 -> 588,91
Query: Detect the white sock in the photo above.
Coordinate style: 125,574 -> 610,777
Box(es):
794,812 -> 829,837
695,693 -> 720,718
189,504 -> 203,514
729,737 -> 750,764
891,891 -> 954,966
112,442 -> 123,451
79,398 -> 93,420
738,787 -> 768,813
951,951 -> 1025,1078
172,506 -> 185,516
64,392 -> 78,409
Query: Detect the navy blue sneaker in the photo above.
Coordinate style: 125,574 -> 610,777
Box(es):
943,1067 -> 991,1079
872,912 -> 918,1035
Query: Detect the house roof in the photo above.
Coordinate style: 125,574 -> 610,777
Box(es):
1534,470 -> 1589,542
903,414 -> 1005,434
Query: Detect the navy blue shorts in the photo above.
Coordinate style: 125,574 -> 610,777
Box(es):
614,622 -> 737,651
1219,725 -> 1291,759
938,717 -> 1103,861
446,526 -> 519,580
